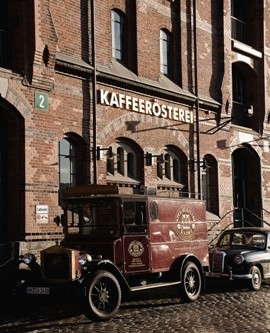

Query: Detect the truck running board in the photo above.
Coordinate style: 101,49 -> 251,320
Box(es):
131,281 -> 180,292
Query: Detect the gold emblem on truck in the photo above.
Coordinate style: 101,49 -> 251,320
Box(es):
175,208 -> 196,240
128,241 -> 144,258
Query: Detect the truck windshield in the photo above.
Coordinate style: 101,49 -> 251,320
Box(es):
65,198 -> 120,237
123,201 -> 147,234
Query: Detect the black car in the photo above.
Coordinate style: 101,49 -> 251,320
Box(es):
207,227 -> 270,290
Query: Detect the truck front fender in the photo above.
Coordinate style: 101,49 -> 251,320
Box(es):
81,260 -> 131,298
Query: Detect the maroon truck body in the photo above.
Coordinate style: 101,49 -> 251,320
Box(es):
22,185 -> 210,321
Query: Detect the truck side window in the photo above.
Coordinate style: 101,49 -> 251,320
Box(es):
123,201 -> 147,233
135,202 -> 146,225
150,201 -> 158,220
80,205 -> 93,235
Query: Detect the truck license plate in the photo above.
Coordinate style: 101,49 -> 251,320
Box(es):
26,287 -> 50,295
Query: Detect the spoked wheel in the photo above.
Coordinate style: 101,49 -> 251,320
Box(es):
84,270 -> 121,321
180,261 -> 202,302
248,266 -> 262,291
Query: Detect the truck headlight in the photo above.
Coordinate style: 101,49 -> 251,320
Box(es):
78,253 -> 92,266
21,253 -> 36,265
234,254 -> 244,265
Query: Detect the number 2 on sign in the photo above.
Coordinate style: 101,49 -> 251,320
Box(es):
35,91 -> 48,111
38,94 -> 45,108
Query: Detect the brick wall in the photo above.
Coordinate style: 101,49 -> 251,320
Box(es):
1,0 -> 270,252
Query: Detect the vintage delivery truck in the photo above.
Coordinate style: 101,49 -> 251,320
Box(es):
19,185 -> 209,321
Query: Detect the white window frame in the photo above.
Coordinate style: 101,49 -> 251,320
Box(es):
58,139 -> 76,188
111,9 -> 125,61
160,29 -> 171,75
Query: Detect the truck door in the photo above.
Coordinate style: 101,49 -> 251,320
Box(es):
122,201 -> 150,273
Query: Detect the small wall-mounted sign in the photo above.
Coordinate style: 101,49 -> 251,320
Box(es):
36,205 -> 49,224
35,91 -> 48,111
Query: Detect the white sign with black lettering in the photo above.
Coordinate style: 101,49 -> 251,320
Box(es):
36,205 -> 49,224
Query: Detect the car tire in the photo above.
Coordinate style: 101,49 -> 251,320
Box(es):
84,270 -> 121,321
248,266 -> 262,291
179,261 -> 202,302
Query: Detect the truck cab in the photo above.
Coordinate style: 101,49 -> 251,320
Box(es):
23,185 -> 209,321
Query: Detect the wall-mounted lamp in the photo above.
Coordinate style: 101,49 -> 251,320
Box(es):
145,152 -> 164,166
189,158 -> 210,171
96,146 -> 113,160
145,152 -> 152,166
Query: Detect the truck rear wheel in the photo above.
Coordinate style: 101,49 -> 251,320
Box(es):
84,270 -> 121,321
179,261 -> 201,302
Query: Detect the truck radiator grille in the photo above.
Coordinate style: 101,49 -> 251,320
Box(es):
43,253 -> 70,280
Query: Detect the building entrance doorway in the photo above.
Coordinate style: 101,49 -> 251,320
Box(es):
0,102 -> 25,241
232,146 -> 262,227
0,116 -> 8,238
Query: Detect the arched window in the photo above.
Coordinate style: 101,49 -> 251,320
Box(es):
107,141 -> 142,184
160,29 -> 171,76
127,152 -> 135,178
58,135 -> 88,204
107,154 -> 114,175
157,148 -> 186,188
157,159 -> 163,179
117,146 -> 124,175
173,158 -> 180,182
165,153 -> 171,179
111,9 -> 126,62
58,139 -> 76,191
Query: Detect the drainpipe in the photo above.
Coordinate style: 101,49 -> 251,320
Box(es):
193,0 -> 201,198
91,0 -> 97,184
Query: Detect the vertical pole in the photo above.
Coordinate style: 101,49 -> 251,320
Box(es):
193,0 -> 201,198
91,0 -> 97,184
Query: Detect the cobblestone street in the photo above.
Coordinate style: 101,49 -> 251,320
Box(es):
1,281 -> 270,333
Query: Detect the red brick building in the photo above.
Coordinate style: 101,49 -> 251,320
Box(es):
0,0 -> 269,257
